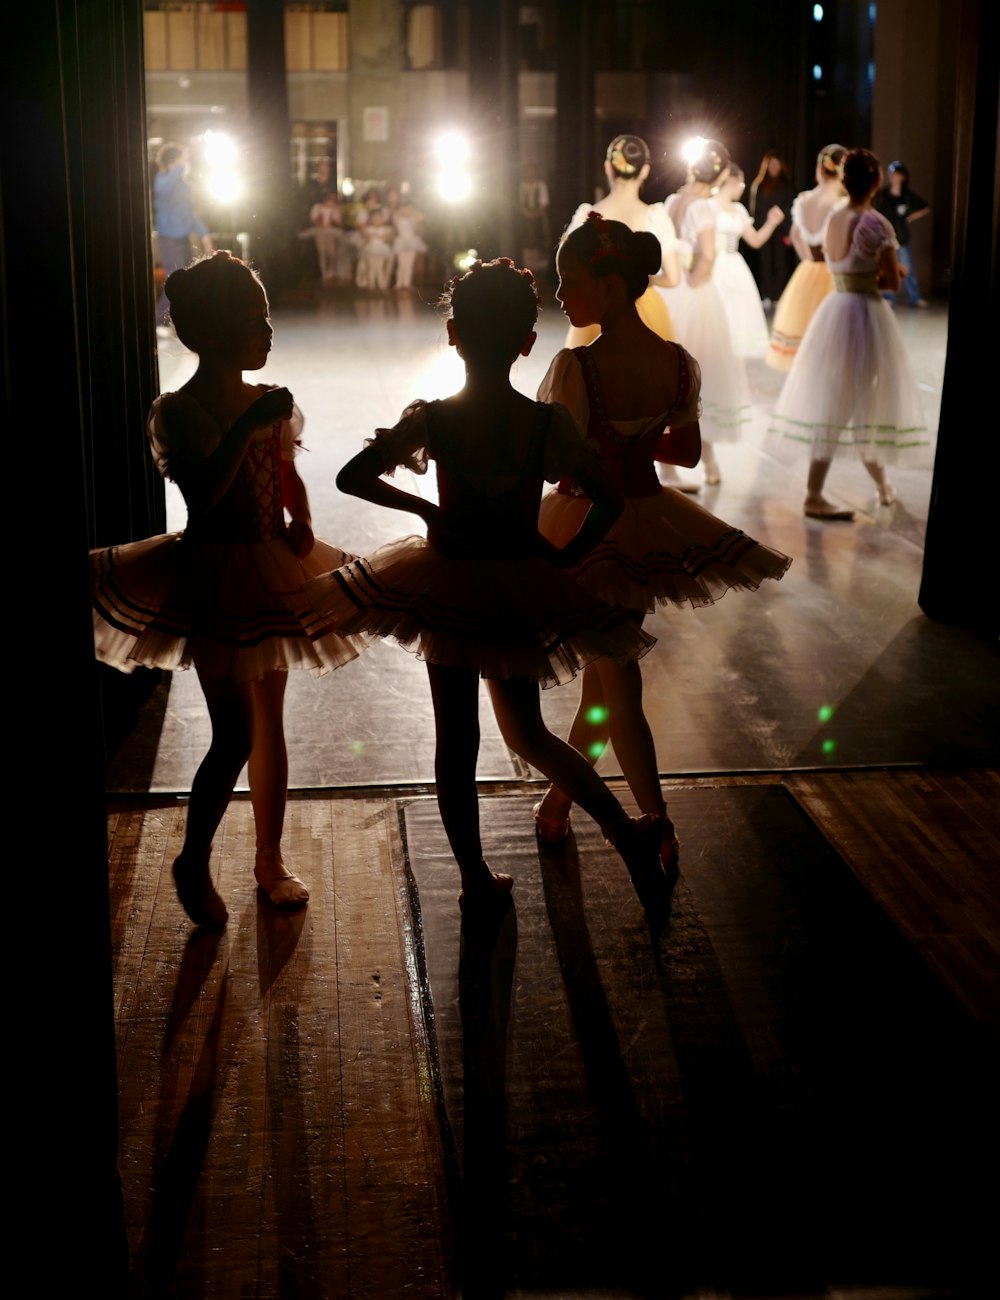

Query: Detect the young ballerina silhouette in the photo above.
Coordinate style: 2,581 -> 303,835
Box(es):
305,258 -> 670,917
770,148 -> 930,519
533,214 -> 792,868
91,251 -> 367,926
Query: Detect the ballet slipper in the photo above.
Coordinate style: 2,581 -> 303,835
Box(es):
877,481 -> 897,506
458,863 -> 514,913
173,853 -> 228,928
804,499 -> 855,521
704,469 -> 721,487
532,800 -> 571,847
254,846 -> 309,909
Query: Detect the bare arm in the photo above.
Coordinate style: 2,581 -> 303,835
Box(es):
790,223 -> 811,261
877,242 -> 901,293
649,242 -> 680,288
654,419 -> 701,469
740,205 -> 785,249
280,459 -> 315,557
686,226 -> 716,288
907,206 -> 930,224
336,442 -> 441,530
543,458 -> 624,568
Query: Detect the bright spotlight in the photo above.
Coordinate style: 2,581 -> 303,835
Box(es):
437,172 -> 472,203
454,248 -> 479,273
203,130 -> 237,168
206,170 -> 243,203
341,177 -> 355,197
682,136 -> 708,165
434,130 -> 471,166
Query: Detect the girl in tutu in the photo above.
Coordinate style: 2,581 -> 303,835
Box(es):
713,164 -> 786,356
660,139 -> 749,490
533,214 -> 792,872
563,134 -> 680,349
309,259 -> 669,916
765,144 -> 847,372
91,252 -> 367,925
770,148 -> 931,519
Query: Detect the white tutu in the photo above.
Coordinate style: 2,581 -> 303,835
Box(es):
770,211 -> 931,465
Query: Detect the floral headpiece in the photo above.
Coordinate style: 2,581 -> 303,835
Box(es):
607,137 -> 637,177
583,211 -> 624,263
819,146 -> 845,179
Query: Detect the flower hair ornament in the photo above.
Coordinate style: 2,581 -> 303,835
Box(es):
819,148 -> 845,179
583,211 -> 624,264
607,137 -> 637,177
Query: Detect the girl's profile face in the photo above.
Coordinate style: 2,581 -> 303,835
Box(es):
224,280 -> 272,371
722,175 -> 745,201
555,249 -> 602,327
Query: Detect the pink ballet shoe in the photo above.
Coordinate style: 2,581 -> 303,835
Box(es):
533,800 -> 571,847
254,847 -> 309,909
605,814 -> 669,918
173,853 -> 228,928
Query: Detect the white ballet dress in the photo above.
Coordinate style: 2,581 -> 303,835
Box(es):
392,212 -> 427,255
770,210 -> 931,464
91,392 -> 368,683
537,347 -> 792,611
713,201 -> 770,357
302,399 -> 656,687
660,194 -> 751,442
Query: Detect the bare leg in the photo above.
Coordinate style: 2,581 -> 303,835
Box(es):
395,248 -> 415,288
248,670 -> 308,907
804,458 -> 855,519
489,677 -> 665,907
863,458 -> 896,505
173,665 -> 255,925
427,662 -> 512,906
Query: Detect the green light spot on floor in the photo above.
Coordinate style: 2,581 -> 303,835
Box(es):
822,737 -> 836,755
817,704 -> 834,724
351,741 -> 365,756
587,741 -> 606,760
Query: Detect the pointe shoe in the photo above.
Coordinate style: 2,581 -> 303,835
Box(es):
458,863 -> 515,913
606,814 -> 669,915
254,847 -> 309,909
173,853 -> 228,928
532,800 -> 571,847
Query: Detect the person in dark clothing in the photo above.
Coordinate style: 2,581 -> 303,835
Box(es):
874,160 -> 930,306
748,152 -> 796,307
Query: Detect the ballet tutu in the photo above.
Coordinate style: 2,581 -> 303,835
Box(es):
565,284 -> 675,349
714,250 -> 771,357
766,260 -> 834,371
769,289 -> 930,465
302,535 -> 655,688
91,531 -> 368,682
662,278 -> 751,443
538,487 -> 792,612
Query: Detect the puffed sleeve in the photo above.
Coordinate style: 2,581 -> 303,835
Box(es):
146,392 -> 220,482
671,347 -> 703,426
536,349 -> 590,435
690,197 -> 718,234
855,209 -> 898,259
542,402 -> 603,484
279,402 -> 306,460
735,202 -> 754,234
364,399 -> 432,476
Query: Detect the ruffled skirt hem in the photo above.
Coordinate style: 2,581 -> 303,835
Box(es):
91,532 -> 369,683
539,489 -> 792,611
302,536 -> 656,688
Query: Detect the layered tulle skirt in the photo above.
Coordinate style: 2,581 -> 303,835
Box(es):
769,291 -> 931,464
766,260 -> 833,371
714,250 -> 771,357
538,487 -> 792,612
302,536 -> 655,688
657,278 -> 751,443
91,532 -> 368,682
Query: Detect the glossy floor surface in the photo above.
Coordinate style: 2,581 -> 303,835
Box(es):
106,285 -> 998,795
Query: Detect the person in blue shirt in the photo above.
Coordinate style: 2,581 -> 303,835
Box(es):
153,142 -> 213,329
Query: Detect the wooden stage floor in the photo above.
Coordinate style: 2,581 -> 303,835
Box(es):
103,289 -> 1000,1298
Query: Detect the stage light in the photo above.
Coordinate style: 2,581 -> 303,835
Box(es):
341,177 -> 356,197
202,130 -> 243,204
434,129 -> 471,166
813,64 -> 823,80
813,3 -> 824,19
453,248 -> 479,273
682,136 -> 708,166
437,172 -> 472,203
